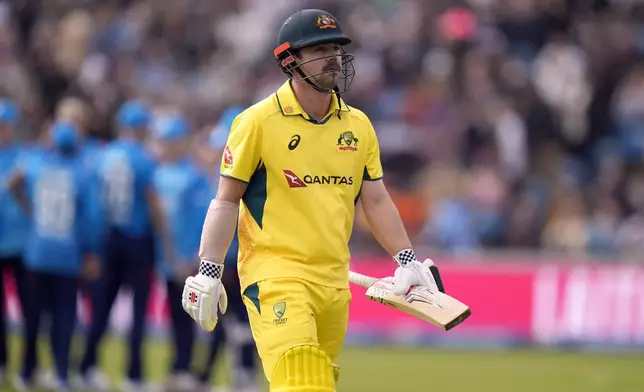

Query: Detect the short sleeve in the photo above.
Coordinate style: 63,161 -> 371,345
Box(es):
363,122 -> 384,181
220,113 -> 262,182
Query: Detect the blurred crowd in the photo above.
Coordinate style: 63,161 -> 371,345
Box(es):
2,0 -> 644,258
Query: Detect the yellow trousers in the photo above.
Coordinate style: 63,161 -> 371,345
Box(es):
242,278 -> 351,381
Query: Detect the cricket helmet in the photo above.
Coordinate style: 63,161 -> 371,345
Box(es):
274,9 -> 355,93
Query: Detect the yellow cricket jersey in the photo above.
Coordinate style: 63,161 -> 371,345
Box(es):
221,80 -> 383,291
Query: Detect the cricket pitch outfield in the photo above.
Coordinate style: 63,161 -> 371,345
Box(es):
0,336 -> 642,391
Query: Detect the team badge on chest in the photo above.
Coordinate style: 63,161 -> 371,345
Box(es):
337,131 -> 358,152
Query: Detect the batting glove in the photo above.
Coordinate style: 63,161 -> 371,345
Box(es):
182,260 -> 228,332
391,249 -> 445,296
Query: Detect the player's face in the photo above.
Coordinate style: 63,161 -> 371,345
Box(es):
56,114 -> 88,137
298,44 -> 343,91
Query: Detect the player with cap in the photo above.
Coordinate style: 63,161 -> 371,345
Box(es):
9,122 -> 102,391
181,9 -> 445,392
78,100 -> 168,391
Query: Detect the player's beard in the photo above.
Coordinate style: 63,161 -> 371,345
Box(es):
314,71 -> 339,91
311,61 -> 342,91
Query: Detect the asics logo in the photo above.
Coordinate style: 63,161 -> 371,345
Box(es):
288,135 -> 301,150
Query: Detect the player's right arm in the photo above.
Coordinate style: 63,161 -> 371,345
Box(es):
80,171 -> 102,280
142,158 -> 171,250
182,111 -> 262,332
215,175 -> 247,202
7,166 -> 30,216
145,185 -> 175,269
146,188 -> 168,239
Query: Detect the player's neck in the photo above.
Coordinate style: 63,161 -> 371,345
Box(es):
291,81 -> 332,122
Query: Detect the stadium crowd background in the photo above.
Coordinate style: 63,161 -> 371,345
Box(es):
0,0 -> 643,391
4,0 -> 644,258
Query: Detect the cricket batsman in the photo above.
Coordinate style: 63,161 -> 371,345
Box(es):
182,9 -> 444,392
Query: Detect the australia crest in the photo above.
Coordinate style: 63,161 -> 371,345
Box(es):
337,131 -> 358,152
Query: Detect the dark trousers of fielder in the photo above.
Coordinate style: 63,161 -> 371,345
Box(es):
0,255 -> 29,370
80,229 -> 154,381
21,271 -> 78,383
166,280 -> 195,374
199,266 -> 257,385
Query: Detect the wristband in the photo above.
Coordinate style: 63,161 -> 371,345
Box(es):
198,259 -> 224,280
393,248 -> 417,267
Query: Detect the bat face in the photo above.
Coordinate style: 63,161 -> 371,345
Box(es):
364,277 -> 471,331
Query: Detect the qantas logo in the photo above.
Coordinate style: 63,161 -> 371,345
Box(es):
283,170 -> 307,188
223,146 -> 233,166
283,170 -> 353,188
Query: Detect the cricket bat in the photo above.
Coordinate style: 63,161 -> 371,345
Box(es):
349,271 -> 471,331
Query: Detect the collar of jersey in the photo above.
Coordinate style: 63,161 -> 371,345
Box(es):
275,80 -> 349,123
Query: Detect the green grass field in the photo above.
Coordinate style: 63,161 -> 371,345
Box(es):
0,335 -> 642,391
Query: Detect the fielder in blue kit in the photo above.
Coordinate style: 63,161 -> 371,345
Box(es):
51,97 -> 108,386
0,99 -> 29,376
8,122 -> 101,390
151,114 -> 211,388
79,101 -> 168,388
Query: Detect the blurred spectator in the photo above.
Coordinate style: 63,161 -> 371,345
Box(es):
0,0 -> 642,259
541,182 -> 589,255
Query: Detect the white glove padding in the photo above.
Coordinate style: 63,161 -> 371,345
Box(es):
182,261 -> 228,332
392,258 -> 440,295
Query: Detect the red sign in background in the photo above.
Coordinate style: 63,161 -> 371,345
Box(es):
348,261 -> 535,343
348,260 -> 644,348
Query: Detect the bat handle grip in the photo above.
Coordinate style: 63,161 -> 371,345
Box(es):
349,271 -> 378,288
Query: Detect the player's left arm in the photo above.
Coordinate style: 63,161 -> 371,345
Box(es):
359,181 -> 412,256
359,122 -> 445,295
